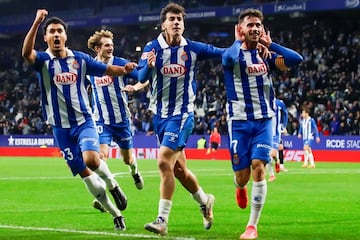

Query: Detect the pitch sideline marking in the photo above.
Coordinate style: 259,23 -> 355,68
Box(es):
0,224 -> 196,240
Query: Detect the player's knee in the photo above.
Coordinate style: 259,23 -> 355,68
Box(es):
234,170 -> 250,187
83,151 -> 100,169
158,159 -> 173,173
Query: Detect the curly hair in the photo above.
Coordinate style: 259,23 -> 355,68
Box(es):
87,29 -> 113,52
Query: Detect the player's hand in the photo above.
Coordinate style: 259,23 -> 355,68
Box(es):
124,62 -> 137,73
282,128 -> 288,135
35,9 -> 48,25
148,49 -> 156,68
235,24 -> 245,42
122,84 -> 136,93
316,137 -> 320,143
257,42 -> 271,59
259,27 -> 272,48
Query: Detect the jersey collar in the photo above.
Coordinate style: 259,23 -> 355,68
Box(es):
157,33 -> 187,49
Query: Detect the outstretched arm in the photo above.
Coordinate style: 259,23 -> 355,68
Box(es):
106,62 -> 137,77
122,80 -> 150,93
22,9 -> 48,64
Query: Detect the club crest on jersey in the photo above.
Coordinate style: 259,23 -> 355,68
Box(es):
54,72 -> 77,85
160,64 -> 186,77
72,60 -> 80,69
95,76 -> 114,86
180,51 -> 188,61
246,63 -> 267,76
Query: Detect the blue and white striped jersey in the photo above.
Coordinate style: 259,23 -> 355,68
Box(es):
138,33 -> 225,118
88,56 -> 137,125
34,48 -> 107,128
272,99 -> 288,137
299,117 -> 319,141
222,40 -> 277,121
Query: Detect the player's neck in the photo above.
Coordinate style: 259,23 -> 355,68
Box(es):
50,48 -> 67,58
163,32 -> 181,47
97,55 -> 110,64
242,41 -> 257,50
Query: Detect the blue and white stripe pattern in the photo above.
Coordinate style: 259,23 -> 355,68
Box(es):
272,98 -> 288,137
34,48 -> 107,128
299,117 -> 318,141
138,33 -> 224,118
223,42 -> 276,121
88,56 -> 137,125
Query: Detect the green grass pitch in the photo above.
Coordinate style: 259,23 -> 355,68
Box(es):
0,156 -> 359,239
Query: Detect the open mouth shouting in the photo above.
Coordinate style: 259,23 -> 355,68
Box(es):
53,39 -> 61,48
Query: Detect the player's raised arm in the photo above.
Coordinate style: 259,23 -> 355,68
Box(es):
22,9 -> 48,64
260,29 -> 303,70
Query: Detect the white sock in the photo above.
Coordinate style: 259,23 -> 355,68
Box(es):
309,152 -> 315,166
94,159 -> 118,190
266,160 -> 274,176
158,199 -> 172,222
247,179 -> 267,228
192,187 -> 208,205
304,151 -> 309,165
83,173 -> 121,217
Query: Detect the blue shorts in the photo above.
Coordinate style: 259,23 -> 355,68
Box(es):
303,139 -> 314,147
272,134 -> 280,149
152,112 -> 194,151
53,120 -> 99,176
96,119 -> 133,149
228,118 -> 272,171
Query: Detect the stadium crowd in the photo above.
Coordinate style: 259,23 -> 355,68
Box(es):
0,7 -> 359,137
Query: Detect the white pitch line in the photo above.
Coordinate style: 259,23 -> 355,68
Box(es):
0,168 -> 359,181
0,224 -> 196,240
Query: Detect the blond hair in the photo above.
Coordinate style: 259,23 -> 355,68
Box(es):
87,29 -> 114,52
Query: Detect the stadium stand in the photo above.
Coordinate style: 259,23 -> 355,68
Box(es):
0,0 -> 359,136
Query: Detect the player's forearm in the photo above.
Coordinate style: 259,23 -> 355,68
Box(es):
138,65 -> 152,83
22,21 -> 40,63
133,81 -> 149,91
106,65 -> 127,76
269,42 -> 303,67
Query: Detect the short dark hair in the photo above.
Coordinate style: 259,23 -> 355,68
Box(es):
160,2 -> 186,23
42,16 -> 68,35
302,106 -> 311,114
238,8 -> 264,23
